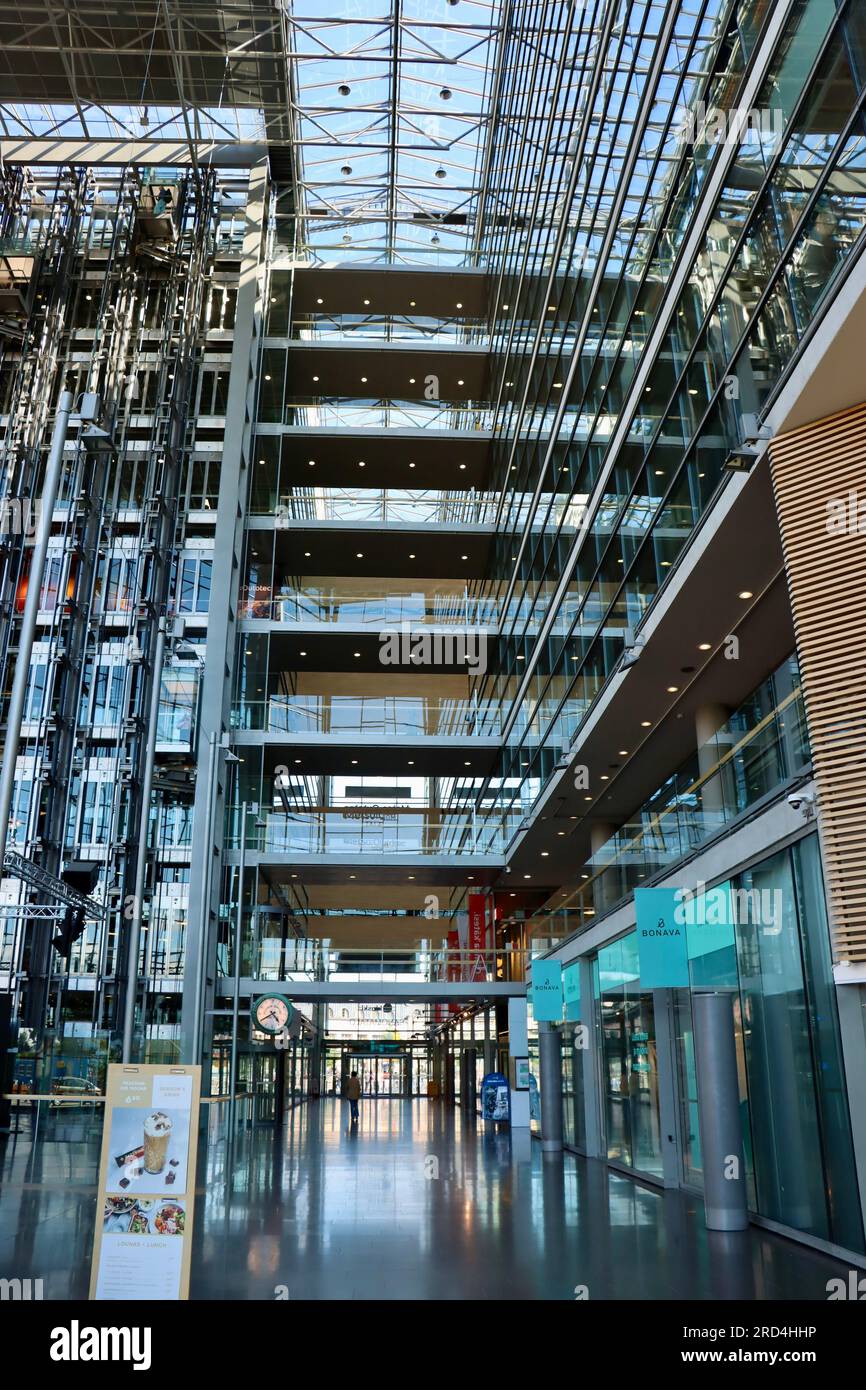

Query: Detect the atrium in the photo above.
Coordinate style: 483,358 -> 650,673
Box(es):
1,0 -> 866,1339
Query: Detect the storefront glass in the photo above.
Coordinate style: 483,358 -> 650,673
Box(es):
594,935 -> 663,1178
672,836 -> 864,1252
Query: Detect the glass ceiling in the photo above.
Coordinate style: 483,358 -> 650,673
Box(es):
285,0 -> 505,266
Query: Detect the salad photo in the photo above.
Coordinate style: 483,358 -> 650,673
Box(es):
154,1201 -> 186,1236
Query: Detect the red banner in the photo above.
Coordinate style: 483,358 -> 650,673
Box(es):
467,894 -> 488,981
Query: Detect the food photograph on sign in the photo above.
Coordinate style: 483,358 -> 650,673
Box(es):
102,1196 -> 187,1239
104,1105 -> 190,1195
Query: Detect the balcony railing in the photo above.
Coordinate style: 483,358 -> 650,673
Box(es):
227,807 -> 509,856
536,684 -> 809,937
231,695 -> 502,737
239,586 -> 498,626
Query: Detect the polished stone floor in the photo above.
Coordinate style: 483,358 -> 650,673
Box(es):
0,1098 -> 857,1299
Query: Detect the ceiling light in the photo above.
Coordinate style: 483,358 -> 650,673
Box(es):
363,298 -> 370,306
299,650 -> 307,656
435,168 -> 446,179
541,851 -> 549,857
409,377 -> 416,383
341,166 -> 352,176
358,460 -> 365,467
308,459 -> 315,466
464,761 -> 471,767
557,831 -> 566,836
408,760 -> 414,766
457,379 -> 464,386
600,775 -> 609,781
304,551 -> 311,557
409,552 -> 415,558
459,463 -> 466,470
409,299 -> 416,307
667,685 -> 679,693
739,590 -> 753,599
316,298 -> 324,305
339,84 -> 350,96
440,87 -> 452,99
618,749 -> 628,756
312,375 -> 319,382
461,554 -> 468,560
294,759 -> 301,765
409,462 -> 415,468
360,376 -> 367,383
353,651 -> 361,657
641,720 -> 651,727
502,303 -> 509,310
523,874 -> 531,879
351,759 -> 358,765
698,642 -> 711,651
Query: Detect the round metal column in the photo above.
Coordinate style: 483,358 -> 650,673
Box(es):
693,991 -> 749,1231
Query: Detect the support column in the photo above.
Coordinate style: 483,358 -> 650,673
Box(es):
579,956 -> 603,1158
693,991 -> 749,1232
836,983 -> 866,1242
538,1022 -> 563,1153
181,160 -> 267,1064
508,996 -> 530,1128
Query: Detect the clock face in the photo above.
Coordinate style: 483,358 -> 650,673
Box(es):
252,996 -> 291,1033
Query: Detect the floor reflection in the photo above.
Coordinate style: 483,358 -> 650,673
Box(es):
0,1098 -> 854,1300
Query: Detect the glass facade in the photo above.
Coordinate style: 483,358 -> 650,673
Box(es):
565,833 -> 864,1251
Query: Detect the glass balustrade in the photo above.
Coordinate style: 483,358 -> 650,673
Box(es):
226,807 -> 509,856
274,488 -> 499,524
537,680 -> 809,937
239,585 -> 498,626
231,695 -> 502,737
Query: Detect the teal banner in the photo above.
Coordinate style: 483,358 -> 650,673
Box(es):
530,959 -> 563,1020
634,887 -> 689,988
563,962 -> 581,1021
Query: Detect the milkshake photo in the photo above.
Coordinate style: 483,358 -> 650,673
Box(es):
143,1111 -> 173,1174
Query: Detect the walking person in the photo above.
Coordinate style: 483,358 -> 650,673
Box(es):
345,1069 -> 361,1124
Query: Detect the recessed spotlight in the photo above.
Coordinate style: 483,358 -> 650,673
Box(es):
557,831 -> 566,836
304,551 -> 311,557
409,299 -> 416,307
356,552 -> 363,558
294,758 -> 301,765
409,462 -> 415,468
457,379 -> 464,386
409,552 -> 415,558
363,298 -> 370,306
408,760 -> 414,766
408,875 -> 415,881
547,304 -> 555,312
459,463 -> 466,470
316,297 -> 324,304
523,874 -> 531,879
641,720 -> 651,727
464,761 -> 471,767
667,685 -> 679,693
502,303 -> 509,310
618,750 -> 628,756
461,554 -> 468,560
308,459 -> 316,466
353,651 -> 361,657
360,376 -> 367,382
299,650 -> 307,656
312,375 -> 319,382
698,642 -> 711,651
409,377 -> 416,383
600,775 -> 609,781
739,590 -> 753,599
541,851 -> 549,857
351,759 -> 358,765
358,460 -> 365,467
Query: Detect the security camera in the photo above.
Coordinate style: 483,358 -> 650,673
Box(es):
787,791 -> 816,819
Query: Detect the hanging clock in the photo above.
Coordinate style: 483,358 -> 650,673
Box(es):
250,994 -> 293,1035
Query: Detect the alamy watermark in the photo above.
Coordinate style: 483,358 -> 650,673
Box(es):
675,880 -> 783,935
675,102 -> 784,149
0,496 -> 40,537
379,620 -> 487,674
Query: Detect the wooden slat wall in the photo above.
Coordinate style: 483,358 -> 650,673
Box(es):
770,401 -> 866,963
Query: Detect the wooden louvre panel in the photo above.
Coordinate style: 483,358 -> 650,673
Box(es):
769,401 -> 866,963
